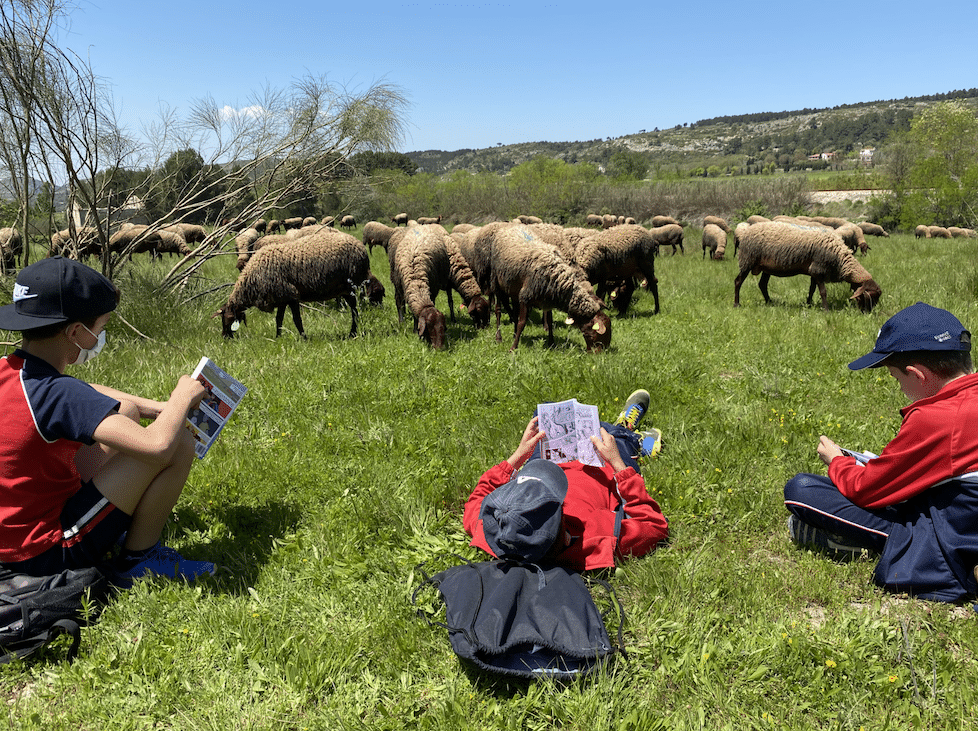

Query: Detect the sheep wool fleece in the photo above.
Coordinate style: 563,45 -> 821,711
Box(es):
465,459 -> 668,571
0,351 -> 120,563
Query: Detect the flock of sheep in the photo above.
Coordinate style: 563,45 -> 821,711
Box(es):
1,208 -> 972,352
224,213 -> 690,351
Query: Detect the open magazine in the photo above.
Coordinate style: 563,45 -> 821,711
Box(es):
537,398 -> 602,467
185,357 -> 247,459
838,446 -> 878,465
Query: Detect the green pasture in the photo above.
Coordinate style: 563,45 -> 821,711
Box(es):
2,230 -> 978,729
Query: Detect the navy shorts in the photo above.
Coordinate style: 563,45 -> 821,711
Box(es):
0,480 -> 131,576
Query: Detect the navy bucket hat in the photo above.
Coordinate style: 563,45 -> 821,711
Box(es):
480,460 -> 569,562
848,302 -> 971,371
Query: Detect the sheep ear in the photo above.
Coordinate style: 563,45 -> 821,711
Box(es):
849,286 -> 865,301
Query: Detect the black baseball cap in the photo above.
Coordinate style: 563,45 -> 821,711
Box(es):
848,302 -> 971,370
0,257 -> 117,332
480,460 -> 569,562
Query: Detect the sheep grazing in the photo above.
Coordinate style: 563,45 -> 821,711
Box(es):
321,215 -> 335,228
282,217 -> 304,230
340,215 -> 356,229
948,226 -> 977,238
252,219 -> 267,234
154,230 -> 191,257
388,225 -> 449,349
928,225 -> 952,239
733,221 -> 881,313
914,224 -> 930,239
235,228 -> 261,271
417,215 -> 442,225
624,217 -> 636,225
166,223 -> 206,245
651,215 -> 680,228
391,212 -> 409,227
585,214 -> 603,227
302,216 -> 318,228
515,215 -> 543,225
746,215 -> 770,224
703,215 -> 730,233
362,221 -> 396,253
857,221 -> 889,238
108,225 -> 161,257
701,223 -> 727,260
50,226 -> 101,260
573,224 -> 660,317
601,214 -> 617,229
217,230 -> 369,339
837,223 -> 869,255
488,225 -> 611,352
451,223 -> 476,235
0,227 -> 22,270
650,223 -> 684,255
444,232 -> 490,329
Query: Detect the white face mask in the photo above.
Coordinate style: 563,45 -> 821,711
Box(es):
70,323 -> 106,365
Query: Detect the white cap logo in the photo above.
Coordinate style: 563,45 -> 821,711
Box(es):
13,284 -> 36,302
935,331 -> 951,342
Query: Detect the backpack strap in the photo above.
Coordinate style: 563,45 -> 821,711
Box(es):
583,573 -> 628,660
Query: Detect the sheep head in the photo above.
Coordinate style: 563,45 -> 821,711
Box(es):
466,295 -> 490,329
849,279 -> 882,313
417,306 -> 447,349
216,305 -> 246,338
364,274 -> 385,305
567,311 -> 612,352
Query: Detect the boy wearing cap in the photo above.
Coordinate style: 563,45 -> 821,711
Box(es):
464,392 -> 668,570
0,257 -> 215,583
784,302 -> 978,602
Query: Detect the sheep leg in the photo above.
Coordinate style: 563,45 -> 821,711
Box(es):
343,292 -> 360,337
733,270 -> 750,307
543,310 -> 554,347
286,302 -> 306,338
493,292 -> 503,343
446,288 -> 457,323
510,302 -> 530,351
758,272 -> 772,303
643,270 -> 661,315
394,283 -> 406,323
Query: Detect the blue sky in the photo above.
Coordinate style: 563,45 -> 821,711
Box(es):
64,0 -> 978,155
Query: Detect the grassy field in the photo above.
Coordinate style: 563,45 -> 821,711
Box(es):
2,228 -> 978,730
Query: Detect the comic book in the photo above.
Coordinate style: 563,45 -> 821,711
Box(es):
536,399 -> 602,467
185,357 -> 247,458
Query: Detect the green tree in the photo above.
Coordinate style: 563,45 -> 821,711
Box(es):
606,149 -> 648,180
898,102 -> 978,228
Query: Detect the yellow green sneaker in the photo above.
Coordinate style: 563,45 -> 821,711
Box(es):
613,389 -> 650,432
637,428 -> 662,458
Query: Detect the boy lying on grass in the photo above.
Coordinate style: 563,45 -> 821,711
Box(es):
0,257 -> 215,584
464,390 -> 668,569
785,302 -> 978,602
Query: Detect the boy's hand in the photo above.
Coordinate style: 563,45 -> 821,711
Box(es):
173,375 -> 207,411
506,416 -> 546,469
591,428 -> 627,472
817,435 -> 844,466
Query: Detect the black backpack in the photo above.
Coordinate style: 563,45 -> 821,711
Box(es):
414,556 -> 625,680
0,567 -> 109,664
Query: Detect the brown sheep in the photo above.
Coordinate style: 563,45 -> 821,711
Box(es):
340,215 -> 356,229
733,222 -> 881,313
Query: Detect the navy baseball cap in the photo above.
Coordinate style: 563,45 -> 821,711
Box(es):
848,302 -> 971,370
0,257 -> 117,331
480,460 -> 569,562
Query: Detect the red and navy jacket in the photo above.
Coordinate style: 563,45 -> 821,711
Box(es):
465,459 -> 668,571
0,350 -> 119,562
830,372 -> 978,602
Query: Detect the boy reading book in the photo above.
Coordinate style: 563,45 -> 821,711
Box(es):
0,258 -> 215,583
784,302 -> 978,602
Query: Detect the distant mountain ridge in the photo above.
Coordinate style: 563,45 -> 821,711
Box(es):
405,89 -> 978,176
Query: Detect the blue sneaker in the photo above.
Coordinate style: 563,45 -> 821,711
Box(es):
787,515 -> 865,561
116,542 -> 216,583
637,428 -> 663,458
614,389 -> 650,432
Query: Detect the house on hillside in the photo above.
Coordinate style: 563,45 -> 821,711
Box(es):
71,194 -> 148,229
860,147 -> 875,163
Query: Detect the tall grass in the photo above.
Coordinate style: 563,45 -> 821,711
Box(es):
2,234 -> 978,729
